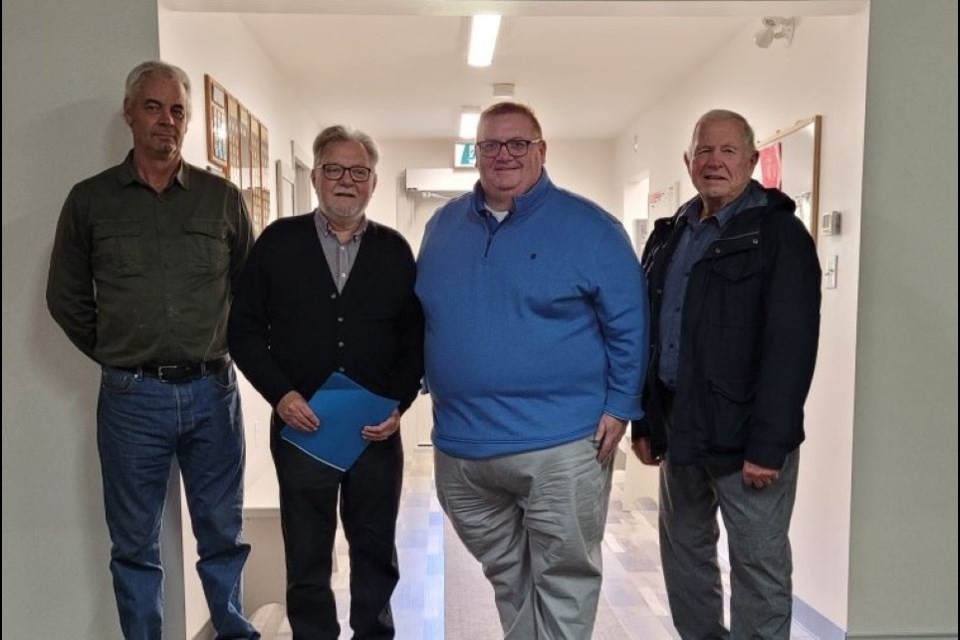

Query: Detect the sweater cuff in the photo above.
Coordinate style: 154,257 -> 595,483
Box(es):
604,389 -> 643,422
744,442 -> 790,470
265,381 -> 295,409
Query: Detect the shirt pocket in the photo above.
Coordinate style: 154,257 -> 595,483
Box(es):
183,218 -> 230,273
92,219 -> 143,277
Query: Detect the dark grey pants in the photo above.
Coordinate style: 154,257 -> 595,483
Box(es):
659,450 -> 799,640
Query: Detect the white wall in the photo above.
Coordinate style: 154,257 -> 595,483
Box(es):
848,1 -> 958,636
0,0 -> 186,638
613,12 -> 871,630
157,8 -> 320,635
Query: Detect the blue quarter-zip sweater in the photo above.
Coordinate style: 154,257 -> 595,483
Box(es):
416,171 -> 648,459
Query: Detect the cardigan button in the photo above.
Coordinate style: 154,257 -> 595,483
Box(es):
338,366 -> 345,373
337,317 -> 344,323
330,293 -> 337,299
338,341 -> 345,348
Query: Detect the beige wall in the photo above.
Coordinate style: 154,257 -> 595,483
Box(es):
613,12 -> 872,629
848,0 -> 958,635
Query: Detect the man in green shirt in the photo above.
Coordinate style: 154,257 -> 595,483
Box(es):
46,61 -> 258,640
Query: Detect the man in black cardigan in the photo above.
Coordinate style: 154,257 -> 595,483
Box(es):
229,125 -> 423,640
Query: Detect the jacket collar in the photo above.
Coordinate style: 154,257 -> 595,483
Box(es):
673,180 -> 792,227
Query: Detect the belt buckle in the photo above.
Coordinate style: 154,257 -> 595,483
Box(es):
157,364 -> 181,383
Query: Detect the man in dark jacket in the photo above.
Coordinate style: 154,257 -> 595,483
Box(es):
228,125 -> 423,639
632,110 -> 821,639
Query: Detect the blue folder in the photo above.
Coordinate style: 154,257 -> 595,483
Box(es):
280,372 -> 398,472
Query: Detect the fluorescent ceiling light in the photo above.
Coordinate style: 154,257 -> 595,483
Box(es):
459,108 -> 481,140
468,15 -> 501,67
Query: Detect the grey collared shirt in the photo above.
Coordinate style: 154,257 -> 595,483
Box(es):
658,181 -> 767,387
313,211 -> 368,292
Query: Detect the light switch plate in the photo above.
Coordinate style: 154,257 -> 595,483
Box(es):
824,254 -> 838,289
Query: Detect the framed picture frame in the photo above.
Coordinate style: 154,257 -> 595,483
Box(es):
204,75 -> 228,168
227,94 -> 241,187
755,115 -> 822,239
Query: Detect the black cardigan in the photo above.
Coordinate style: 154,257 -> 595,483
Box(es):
228,214 -> 424,415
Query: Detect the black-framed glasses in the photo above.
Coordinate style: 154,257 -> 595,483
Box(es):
476,139 -> 542,158
318,163 -> 373,182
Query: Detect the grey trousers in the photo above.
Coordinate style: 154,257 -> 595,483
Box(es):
659,451 -> 800,640
435,438 -> 613,640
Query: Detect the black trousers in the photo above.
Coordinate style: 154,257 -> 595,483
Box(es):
271,418 -> 403,639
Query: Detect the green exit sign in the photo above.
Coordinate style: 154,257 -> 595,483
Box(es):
454,143 -> 476,168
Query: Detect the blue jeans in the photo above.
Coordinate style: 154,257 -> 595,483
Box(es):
97,364 -> 258,640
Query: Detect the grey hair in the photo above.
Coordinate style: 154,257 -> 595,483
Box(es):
688,109 -> 756,156
312,125 -> 380,169
124,61 -> 192,121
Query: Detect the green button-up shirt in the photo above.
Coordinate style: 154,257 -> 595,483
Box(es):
46,151 -> 253,367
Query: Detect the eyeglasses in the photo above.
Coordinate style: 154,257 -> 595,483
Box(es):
476,139 -> 542,158
317,164 -> 373,182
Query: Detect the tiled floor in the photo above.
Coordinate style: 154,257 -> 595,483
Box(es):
252,447 -> 815,639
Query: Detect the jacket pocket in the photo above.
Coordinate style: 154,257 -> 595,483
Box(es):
708,244 -> 762,328
708,376 -> 754,452
92,219 -> 143,277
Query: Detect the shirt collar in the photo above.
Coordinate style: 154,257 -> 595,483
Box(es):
118,150 -> 189,190
314,209 -> 368,241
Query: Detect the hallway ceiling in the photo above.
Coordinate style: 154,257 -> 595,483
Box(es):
167,1 -> 866,139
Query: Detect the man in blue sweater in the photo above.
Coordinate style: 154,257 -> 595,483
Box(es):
417,102 -> 648,639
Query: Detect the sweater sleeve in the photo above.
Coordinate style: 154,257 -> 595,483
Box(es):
592,222 -> 649,421
227,228 -> 295,407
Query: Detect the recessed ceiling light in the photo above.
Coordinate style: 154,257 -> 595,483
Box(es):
468,15 -> 501,67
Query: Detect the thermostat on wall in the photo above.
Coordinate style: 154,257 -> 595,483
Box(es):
821,210 -> 842,235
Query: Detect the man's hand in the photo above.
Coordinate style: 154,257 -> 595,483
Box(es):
594,413 -> 627,464
277,390 -> 319,433
362,409 -> 401,442
742,460 -> 780,489
631,436 -> 662,466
